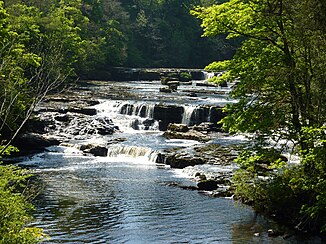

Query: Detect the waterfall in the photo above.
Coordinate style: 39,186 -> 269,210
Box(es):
94,101 -> 159,131
146,104 -> 155,118
119,103 -> 155,118
181,105 -> 215,126
181,106 -> 196,125
107,145 -> 158,163
94,101 -> 216,131
202,71 -> 215,81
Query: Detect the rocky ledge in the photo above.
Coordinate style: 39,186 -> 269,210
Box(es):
156,140 -> 240,198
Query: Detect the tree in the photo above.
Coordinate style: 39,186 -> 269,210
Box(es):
0,2 -> 46,242
0,2 -> 42,146
0,0 -> 86,151
77,0 -> 128,77
192,0 -> 326,233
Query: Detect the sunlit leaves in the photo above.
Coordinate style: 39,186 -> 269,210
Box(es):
193,0 -> 326,233
0,164 -> 46,243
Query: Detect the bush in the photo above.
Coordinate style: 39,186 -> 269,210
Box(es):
0,163 -> 45,243
233,129 -> 326,234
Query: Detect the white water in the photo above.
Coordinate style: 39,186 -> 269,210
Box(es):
107,145 -> 159,163
202,71 -> 215,80
181,105 -> 196,125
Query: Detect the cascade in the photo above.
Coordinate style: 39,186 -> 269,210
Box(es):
119,103 -> 134,115
181,105 -> 212,126
202,71 -> 215,80
140,104 -> 155,118
181,106 -> 197,125
95,101 -> 158,131
95,101 -> 217,131
107,145 -> 158,162
119,103 -> 155,118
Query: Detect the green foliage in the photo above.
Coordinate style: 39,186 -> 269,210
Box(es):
0,2 -> 40,136
192,0 -> 326,141
234,166 -> 307,226
0,138 -> 44,243
234,130 -> 326,233
180,72 -> 192,81
0,163 -> 45,243
298,126 -> 326,231
121,0 -> 235,68
193,0 -> 326,233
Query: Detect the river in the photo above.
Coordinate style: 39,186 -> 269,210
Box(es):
19,76 -> 320,243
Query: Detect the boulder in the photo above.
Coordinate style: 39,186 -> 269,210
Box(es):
167,123 -> 189,133
97,125 -> 115,135
209,107 -> 225,125
195,172 -> 207,181
153,105 -> 184,131
142,119 -> 156,130
156,153 -> 166,164
159,87 -> 172,93
163,154 -> 206,169
68,108 -> 97,116
167,81 -> 180,91
13,133 -> 61,152
80,144 -> 108,156
161,76 -> 179,84
197,180 -> 219,191
24,118 -> 51,134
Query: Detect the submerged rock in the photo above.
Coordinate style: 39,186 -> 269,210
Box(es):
192,122 -> 220,132
55,114 -> 71,123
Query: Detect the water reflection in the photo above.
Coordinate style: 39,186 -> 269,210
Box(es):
25,149 -> 308,243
